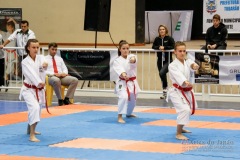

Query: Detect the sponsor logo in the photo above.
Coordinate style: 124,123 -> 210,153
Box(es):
0,9 -> 21,15
175,21 -> 181,31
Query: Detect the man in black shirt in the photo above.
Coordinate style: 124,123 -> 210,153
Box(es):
202,14 -> 228,54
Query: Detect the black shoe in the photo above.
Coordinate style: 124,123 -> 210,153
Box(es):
58,99 -> 64,106
63,97 -> 72,105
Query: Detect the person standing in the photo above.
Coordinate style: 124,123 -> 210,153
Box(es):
168,41 -> 199,140
113,40 -> 141,123
201,14 -> 228,54
19,39 -> 48,142
45,42 -> 78,106
152,25 -> 175,99
0,34 -> 5,88
0,18 -> 19,83
0,20 -> 36,78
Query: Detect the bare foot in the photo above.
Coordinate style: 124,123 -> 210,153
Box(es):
29,137 -> 40,142
118,118 -> 125,123
126,114 -> 137,118
27,131 -> 41,135
182,129 -> 191,133
176,134 -> 189,140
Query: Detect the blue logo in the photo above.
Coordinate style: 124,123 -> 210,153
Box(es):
206,0 -> 217,14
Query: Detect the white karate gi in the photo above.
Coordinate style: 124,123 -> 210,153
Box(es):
113,54 -> 140,115
19,55 -> 46,125
168,58 -> 198,125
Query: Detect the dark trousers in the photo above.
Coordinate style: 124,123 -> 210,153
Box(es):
201,45 -> 226,56
157,58 -> 169,89
0,58 -> 5,86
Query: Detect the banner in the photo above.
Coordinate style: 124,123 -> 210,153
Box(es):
172,11 -> 193,41
145,11 -> 193,43
0,8 -> 22,32
188,52 -> 240,84
60,50 -> 118,81
203,0 -> 240,33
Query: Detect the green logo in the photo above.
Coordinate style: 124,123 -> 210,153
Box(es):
175,21 -> 181,31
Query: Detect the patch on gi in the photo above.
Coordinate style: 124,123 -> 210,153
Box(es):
119,85 -> 122,89
39,66 -> 44,72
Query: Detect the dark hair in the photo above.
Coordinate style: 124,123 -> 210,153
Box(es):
213,14 -> 221,21
174,41 -> 186,50
6,21 -> 15,30
158,24 -> 169,36
118,40 -> 129,56
21,20 -> 29,26
48,42 -> 58,49
25,39 -> 39,54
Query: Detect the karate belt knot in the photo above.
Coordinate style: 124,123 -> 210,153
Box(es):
173,83 -> 195,115
23,82 -> 51,114
119,76 -> 136,101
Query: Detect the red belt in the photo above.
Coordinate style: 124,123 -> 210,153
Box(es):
6,49 -> 17,61
6,49 -> 16,53
173,83 -> 195,115
24,82 -> 51,114
119,76 -> 136,101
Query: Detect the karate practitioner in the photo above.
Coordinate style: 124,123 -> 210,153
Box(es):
168,41 -> 199,140
19,39 -> 48,142
113,40 -> 140,123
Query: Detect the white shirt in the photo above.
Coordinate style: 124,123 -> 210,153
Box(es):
8,29 -> 36,56
45,54 -> 68,75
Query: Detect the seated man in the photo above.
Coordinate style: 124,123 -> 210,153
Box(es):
201,14 -> 228,55
45,42 -> 78,106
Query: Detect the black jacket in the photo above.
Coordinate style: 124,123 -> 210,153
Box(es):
206,23 -> 228,47
152,36 -> 175,62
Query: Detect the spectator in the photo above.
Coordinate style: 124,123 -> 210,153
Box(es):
201,14 -> 228,55
152,25 -> 175,99
45,42 -> 78,106
0,20 -> 36,78
0,34 -> 5,89
0,17 -> 19,82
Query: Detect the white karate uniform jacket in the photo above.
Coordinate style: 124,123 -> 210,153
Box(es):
168,58 -> 198,125
19,55 -> 46,125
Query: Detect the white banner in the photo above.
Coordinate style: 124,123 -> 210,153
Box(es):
203,0 -> 240,33
145,11 -> 193,43
172,11 -> 193,41
187,52 -> 240,84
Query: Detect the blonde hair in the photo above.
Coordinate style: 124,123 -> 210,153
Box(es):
174,41 -> 186,50
158,25 -> 169,36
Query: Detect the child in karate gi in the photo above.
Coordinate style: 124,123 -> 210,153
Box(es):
168,41 -> 199,140
19,39 -> 47,142
113,40 -> 140,123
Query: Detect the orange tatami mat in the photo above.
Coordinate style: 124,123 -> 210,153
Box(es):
50,138 -> 203,154
144,119 -> 240,130
143,108 -> 240,117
